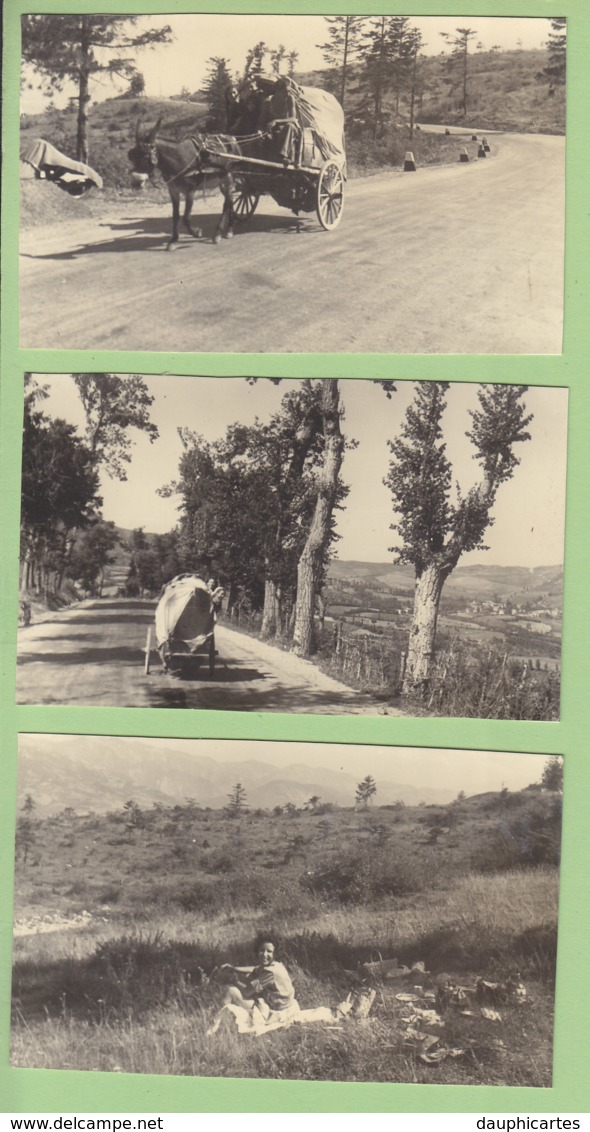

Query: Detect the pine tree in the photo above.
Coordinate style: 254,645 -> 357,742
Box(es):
317,16 -> 364,108
355,775 -> 377,807
385,383 -> 532,694
439,27 -> 478,116
542,18 -> 566,88
21,16 -> 172,162
225,782 -> 248,818
203,57 -> 234,131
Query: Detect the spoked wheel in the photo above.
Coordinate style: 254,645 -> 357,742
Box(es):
230,179 -> 260,220
316,161 -> 344,231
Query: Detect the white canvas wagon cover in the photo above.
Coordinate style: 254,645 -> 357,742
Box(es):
290,81 -> 346,168
155,575 -> 215,652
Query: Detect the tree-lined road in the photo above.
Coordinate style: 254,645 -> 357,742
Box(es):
16,599 -> 387,714
20,132 -> 564,354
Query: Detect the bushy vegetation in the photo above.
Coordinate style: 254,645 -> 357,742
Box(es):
12,783 -> 559,1084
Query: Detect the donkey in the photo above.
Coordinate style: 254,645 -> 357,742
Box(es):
128,118 -> 253,249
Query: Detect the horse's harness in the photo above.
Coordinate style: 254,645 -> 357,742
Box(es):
141,131 -> 274,187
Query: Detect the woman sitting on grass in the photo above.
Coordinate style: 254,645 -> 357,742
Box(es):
208,933 -> 299,1035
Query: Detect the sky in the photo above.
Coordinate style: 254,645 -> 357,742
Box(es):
20,15 -> 552,115
19,733 -> 556,798
34,374 -> 568,568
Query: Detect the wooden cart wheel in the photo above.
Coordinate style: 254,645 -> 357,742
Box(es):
230,180 -> 260,219
209,635 -> 216,678
144,626 -> 152,675
316,161 -> 344,231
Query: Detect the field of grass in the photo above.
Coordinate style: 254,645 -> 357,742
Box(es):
12,790 -> 560,1085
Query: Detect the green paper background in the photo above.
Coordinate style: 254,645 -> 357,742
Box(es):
2,0 -> 589,1114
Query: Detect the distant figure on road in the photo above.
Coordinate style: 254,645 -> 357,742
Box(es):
207,933 -> 298,1034
20,600 -> 31,627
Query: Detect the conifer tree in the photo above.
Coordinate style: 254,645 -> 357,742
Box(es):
21,15 -> 172,162
317,16 -> 364,108
542,18 -> 566,88
439,27 -> 478,116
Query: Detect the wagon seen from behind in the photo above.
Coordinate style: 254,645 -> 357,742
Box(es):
144,574 -> 222,678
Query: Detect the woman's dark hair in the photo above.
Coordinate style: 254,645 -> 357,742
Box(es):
253,930 -> 282,956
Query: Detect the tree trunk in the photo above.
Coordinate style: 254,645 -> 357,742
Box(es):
76,18 -> 92,162
340,18 -> 350,108
293,380 -> 344,657
402,562 -> 447,695
261,577 -> 281,638
408,53 -> 417,140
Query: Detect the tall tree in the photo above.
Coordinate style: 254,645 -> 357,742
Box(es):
359,16 -> 390,137
439,27 -> 478,116
270,45 -> 287,74
286,51 -> 299,78
407,28 -> 425,139
317,16 -> 364,108
542,18 -> 566,88
203,56 -> 234,130
21,390 -> 101,594
293,380 -> 346,656
541,757 -> 563,792
73,373 -> 159,480
243,41 -> 269,80
385,384 -> 532,695
225,782 -> 248,818
355,775 -> 377,807
21,16 -> 172,162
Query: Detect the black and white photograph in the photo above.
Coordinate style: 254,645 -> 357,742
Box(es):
19,13 -> 565,353
17,374 -> 566,719
11,734 -> 562,1085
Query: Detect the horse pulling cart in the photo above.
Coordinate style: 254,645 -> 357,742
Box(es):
129,77 -> 346,246
144,574 -> 223,678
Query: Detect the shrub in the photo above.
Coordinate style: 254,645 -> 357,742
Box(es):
473,796 -> 562,873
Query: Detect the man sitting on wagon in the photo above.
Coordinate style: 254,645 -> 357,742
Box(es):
256,76 -> 300,164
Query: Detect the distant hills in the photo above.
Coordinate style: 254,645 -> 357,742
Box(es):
18,736 -> 454,815
328,560 -> 563,603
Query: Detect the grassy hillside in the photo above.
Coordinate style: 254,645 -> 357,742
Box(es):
12,786 -> 560,1084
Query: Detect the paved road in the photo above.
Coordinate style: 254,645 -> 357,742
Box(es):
15,598 -> 387,714
20,132 -> 564,353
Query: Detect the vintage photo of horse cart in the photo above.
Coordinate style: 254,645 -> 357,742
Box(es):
19,14 -> 565,352
128,76 -> 346,247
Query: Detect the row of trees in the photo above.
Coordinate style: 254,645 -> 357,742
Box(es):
20,376 -> 533,697
164,378 -> 532,693
319,16 -> 565,131
22,15 -> 566,164
20,373 -> 158,599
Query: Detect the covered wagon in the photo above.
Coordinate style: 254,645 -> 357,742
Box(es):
144,574 -> 223,677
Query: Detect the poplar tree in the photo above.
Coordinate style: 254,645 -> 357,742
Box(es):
385,383 -> 532,695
